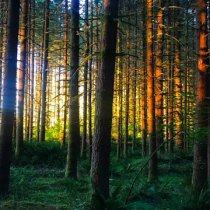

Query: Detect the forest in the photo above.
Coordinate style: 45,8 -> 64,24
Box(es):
0,0 -> 210,209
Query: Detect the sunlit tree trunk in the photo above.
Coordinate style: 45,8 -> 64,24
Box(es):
0,0 -> 20,194
65,0 -> 80,179
155,0 -> 164,153
39,0 -> 50,142
147,0 -> 157,181
141,0 -> 147,157
117,32 -> 123,160
174,0 -> 184,150
124,29 -> 130,157
91,0 -> 119,209
16,0 -> 28,157
192,0 -> 209,195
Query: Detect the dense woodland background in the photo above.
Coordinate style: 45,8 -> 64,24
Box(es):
0,0 -> 210,209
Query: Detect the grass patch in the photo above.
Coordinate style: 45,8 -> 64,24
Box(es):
0,142 -> 209,209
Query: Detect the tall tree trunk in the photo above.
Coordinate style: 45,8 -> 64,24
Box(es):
192,0 -> 208,196
62,0 -> 68,145
174,0 -> 184,150
88,0 -> 93,160
39,0 -> 50,142
81,0 -> 89,159
155,0 -> 164,153
16,0 -> 28,157
141,0 -> 147,157
65,0 -> 80,179
117,32 -> 123,160
91,0 -> 119,209
147,0 -> 157,181
0,0 -> 20,194
29,0 -> 35,142
124,30 -> 130,157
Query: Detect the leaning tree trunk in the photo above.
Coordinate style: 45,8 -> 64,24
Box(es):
16,0 -> 28,157
192,0 -> 209,196
0,0 -> 20,195
90,0 -> 119,209
65,0 -> 80,179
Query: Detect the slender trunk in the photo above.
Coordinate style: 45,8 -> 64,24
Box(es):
155,0 -> 164,153
81,0 -> 89,159
117,32 -> 123,160
174,0 -> 183,150
141,0 -> 147,157
29,0 -> 35,142
147,0 -> 157,181
62,0 -> 68,145
39,0 -> 50,142
124,29 -> 130,157
16,0 -> 28,157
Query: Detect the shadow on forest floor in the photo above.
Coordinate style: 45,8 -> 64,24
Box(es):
0,141 -> 210,210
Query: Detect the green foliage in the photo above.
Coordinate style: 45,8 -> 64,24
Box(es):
0,142 -> 209,209
45,121 -> 63,141
12,141 -> 66,168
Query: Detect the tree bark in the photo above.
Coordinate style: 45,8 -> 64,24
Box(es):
0,0 -> 20,194
65,0 -> 80,179
81,0 -> 89,159
155,0 -> 164,153
147,0 -> 157,181
91,0 -> 119,209
39,0 -> 50,142
16,0 -> 28,157
192,0 -> 208,195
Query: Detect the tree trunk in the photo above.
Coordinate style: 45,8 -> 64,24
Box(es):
155,0 -> 164,153
174,0 -> 184,150
39,0 -> 49,142
16,0 -> 28,157
62,0 -> 68,145
141,0 -> 147,157
147,0 -> 157,181
90,0 -> 119,209
29,0 -> 35,142
192,0 -> 208,196
65,0 -> 80,179
0,0 -> 20,194
81,0 -> 89,159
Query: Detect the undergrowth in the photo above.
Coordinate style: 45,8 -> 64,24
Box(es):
0,141 -> 209,209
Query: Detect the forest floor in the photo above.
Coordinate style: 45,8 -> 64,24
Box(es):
0,141 -> 210,210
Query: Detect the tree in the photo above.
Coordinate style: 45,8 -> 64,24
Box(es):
0,0 -> 20,194
147,0 -> 157,181
141,0 -> 147,157
192,0 -> 209,196
16,0 -> 28,157
90,0 -> 119,209
155,0 -> 164,152
173,0 -> 184,150
39,0 -> 50,142
62,0 -> 69,145
65,0 -> 80,179
81,0 -> 89,159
